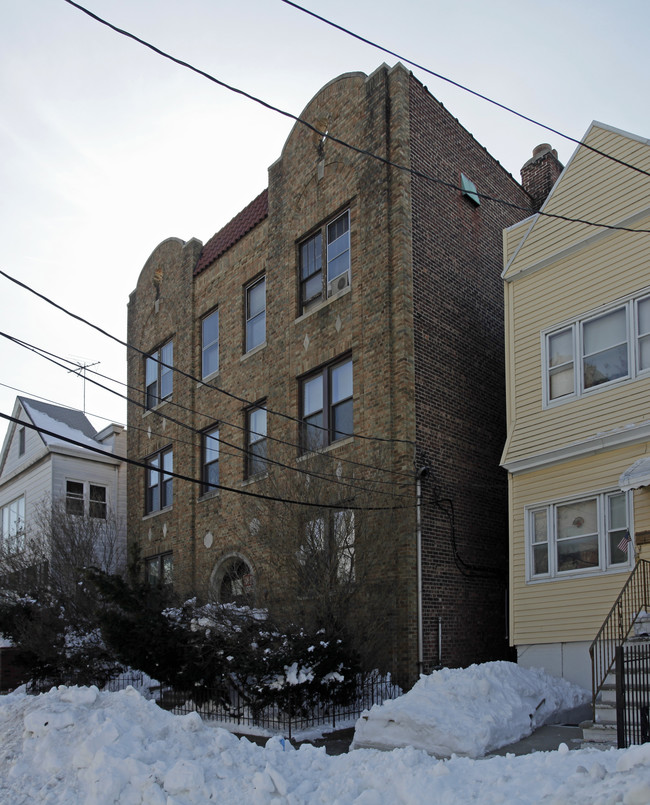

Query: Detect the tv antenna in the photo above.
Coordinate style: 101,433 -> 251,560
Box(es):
68,359 -> 100,413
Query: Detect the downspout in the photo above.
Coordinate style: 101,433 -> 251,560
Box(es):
416,466 -> 430,676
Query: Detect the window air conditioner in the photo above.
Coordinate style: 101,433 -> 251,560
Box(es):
327,272 -> 350,298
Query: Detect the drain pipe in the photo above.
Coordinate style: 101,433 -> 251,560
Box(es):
416,466 -> 430,676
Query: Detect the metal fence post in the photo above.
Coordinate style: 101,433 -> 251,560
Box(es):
616,645 -> 626,749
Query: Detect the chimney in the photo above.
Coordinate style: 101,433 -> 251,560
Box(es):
520,144 -> 564,212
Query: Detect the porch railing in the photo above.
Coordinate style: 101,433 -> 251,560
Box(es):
589,559 -> 650,713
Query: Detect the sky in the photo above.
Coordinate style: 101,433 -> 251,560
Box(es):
1,0 -> 649,446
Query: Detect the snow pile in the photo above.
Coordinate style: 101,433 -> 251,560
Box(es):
2,681 -> 650,803
352,661 -> 589,757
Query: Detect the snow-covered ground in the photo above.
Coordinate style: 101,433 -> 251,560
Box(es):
352,661 -> 589,757
2,666 -> 650,804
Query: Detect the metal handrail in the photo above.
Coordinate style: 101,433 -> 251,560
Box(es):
589,559 -> 650,714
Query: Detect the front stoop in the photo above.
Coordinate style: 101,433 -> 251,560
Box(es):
581,672 -> 617,748
580,720 -> 617,749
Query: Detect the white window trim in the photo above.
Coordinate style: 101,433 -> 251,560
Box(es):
64,480 -> 108,519
299,209 -> 351,315
245,276 -> 266,354
0,494 -> 25,555
525,489 -> 633,583
201,308 -> 219,380
542,290 -> 650,408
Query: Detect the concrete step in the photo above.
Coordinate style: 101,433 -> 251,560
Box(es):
593,707 -> 617,727
580,720 -> 617,745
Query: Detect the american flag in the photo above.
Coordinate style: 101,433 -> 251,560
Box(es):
617,531 -> 632,553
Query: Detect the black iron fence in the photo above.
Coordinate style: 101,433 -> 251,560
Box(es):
28,671 -> 400,740
615,643 -> 650,749
590,559 -> 650,714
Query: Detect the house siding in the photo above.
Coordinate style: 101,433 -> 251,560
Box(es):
502,121 -> 650,687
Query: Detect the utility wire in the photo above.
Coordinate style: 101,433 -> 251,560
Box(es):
281,0 -> 650,181
1,331 -> 415,498
0,324 -> 415,486
60,0 -> 650,234
0,269 -> 415,454
0,412 -> 412,512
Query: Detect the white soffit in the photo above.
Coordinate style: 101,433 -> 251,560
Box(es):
619,457 -> 650,491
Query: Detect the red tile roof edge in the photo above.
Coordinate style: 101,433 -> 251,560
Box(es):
194,188 -> 269,277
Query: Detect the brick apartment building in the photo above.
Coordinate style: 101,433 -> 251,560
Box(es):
127,62 -> 536,683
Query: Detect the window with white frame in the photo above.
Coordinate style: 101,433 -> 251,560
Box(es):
65,481 -> 107,519
543,292 -> 650,404
201,426 -> 220,494
527,490 -> 631,581
246,406 -> 267,478
245,277 -> 266,352
18,426 -> 25,456
145,340 -> 173,409
146,447 -> 173,513
301,357 -> 353,451
299,210 -> 350,313
201,309 -> 219,378
1,495 -> 25,555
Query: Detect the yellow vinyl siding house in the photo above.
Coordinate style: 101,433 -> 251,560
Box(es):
502,121 -> 650,690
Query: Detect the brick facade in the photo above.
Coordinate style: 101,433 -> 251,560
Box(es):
126,63 -> 533,684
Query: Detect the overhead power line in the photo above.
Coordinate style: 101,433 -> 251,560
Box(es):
0,412 -> 413,512
280,0 -> 650,181
1,329 -> 416,494
0,268 -> 415,454
61,0 -> 650,234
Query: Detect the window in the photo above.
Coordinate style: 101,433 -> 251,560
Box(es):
18,427 -> 25,456
636,296 -> 650,371
66,481 -> 85,516
202,309 -> 219,378
299,510 -> 355,585
300,210 -> 350,313
527,491 -> 631,581
146,447 -> 173,513
202,427 -> 220,495
543,292 -> 650,404
146,340 -> 173,409
246,406 -> 267,478
65,481 -> 107,519
1,496 -> 25,555
89,485 -> 107,519
214,557 -> 255,605
145,552 -> 173,587
301,357 -> 353,451
245,277 -> 266,352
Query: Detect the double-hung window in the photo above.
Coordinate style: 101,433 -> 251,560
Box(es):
301,357 -> 353,451
145,340 -> 173,409
145,552 -> 173,586
1,495 -> 25,555
299,510 -> 355,585
246,406 -> 267,478
245,277 -> 266,352
146,447 -> 173,513
543,291 -> 650,404
65,481 -> 107,519
202,427 -> 220,494
201,309 -> 219,378
527,491 -> 631,581
299,211 -> 350,313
